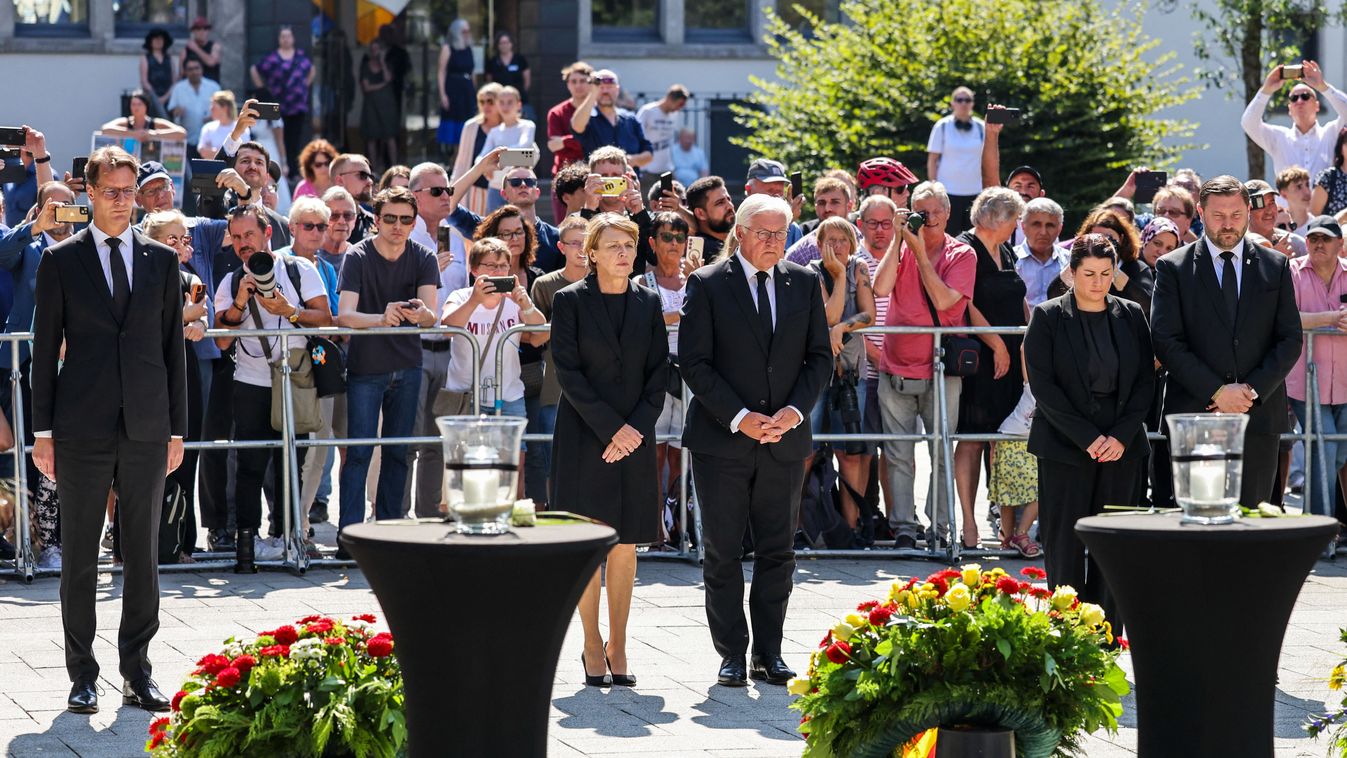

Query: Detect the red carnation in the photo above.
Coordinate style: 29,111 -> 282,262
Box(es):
306,620 -> 334,636
196,654 -> 228,676
353,613 -> 378,623
366,636 -> 394,658
856,600 -> 879,612
325,636 -> 344,646
1020,566 -> 1047,580
1028,587 -> 1052,600
149,717 -> 170,735
818,630 -> 832,649
272,625 -> 299,645
868,606 -> 894,626
824,641 -> 851,664
215,667 -> 241,688
1019,581 -> 1032,593
298,614 -> 323,624
259,644 -> 290,658
231,654 -> 257,673
929,576 -> 948,596
149,732 -> 165,749
1119,637 -> 1130,651
171,690 -> 186,712
995,576 -> 1022,594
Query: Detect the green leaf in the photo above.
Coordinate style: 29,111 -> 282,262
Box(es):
996,637 -> 1012,661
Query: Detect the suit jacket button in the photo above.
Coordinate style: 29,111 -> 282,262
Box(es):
1233,339 -> 1239,347
767,367 -> 773,373
759,400 -> 767,407
1225,374 -> 1233,381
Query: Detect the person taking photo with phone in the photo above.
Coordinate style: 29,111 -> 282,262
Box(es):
1242,60 -> 1347,179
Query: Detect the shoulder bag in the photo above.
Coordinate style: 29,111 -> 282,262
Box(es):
919,283 -> 980,377
433,300 -> 506,416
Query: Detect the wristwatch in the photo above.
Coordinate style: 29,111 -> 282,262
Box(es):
288,305 -> 301,324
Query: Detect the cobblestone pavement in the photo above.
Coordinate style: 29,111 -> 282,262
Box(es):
0,549 -> 1342,756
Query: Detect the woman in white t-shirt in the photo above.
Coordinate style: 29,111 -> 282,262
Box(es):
441,237 -> 548,419
198,90 -> 250,159
926,86 -> 985,236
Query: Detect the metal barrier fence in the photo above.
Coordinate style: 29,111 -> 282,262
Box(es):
1,322 -> 1339,580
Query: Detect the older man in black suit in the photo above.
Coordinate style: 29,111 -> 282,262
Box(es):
1150,175 -> 1302,509
31,146 -> 188,714
680,193 -> 832,687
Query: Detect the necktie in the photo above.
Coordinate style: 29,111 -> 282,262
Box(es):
755,270 -> 773,338
1220,251 -> 1238,322
107,237 -> 131,318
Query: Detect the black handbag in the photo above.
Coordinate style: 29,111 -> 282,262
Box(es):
920,285 -> 980,377
666,357 -> 682,398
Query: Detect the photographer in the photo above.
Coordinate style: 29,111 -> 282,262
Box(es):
569,68 -> 653,168
449,147 -> 562,271
214,205 -> 331,572
1242,60 -> 1347,178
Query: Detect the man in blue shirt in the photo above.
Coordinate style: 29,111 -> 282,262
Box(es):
1,126 -> 55,228
448,148 -> 563,271
1013,197 -> 1068,308
569,69 -> 653,171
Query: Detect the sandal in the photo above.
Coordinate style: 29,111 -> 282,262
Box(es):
1009,533 -> 1043,559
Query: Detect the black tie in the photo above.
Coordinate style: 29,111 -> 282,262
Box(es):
107,236 -> 131,318
1220,250 -> 1238,322
755,270 -> 773,338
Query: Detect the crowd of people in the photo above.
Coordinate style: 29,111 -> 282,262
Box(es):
4,33 -> 1347,696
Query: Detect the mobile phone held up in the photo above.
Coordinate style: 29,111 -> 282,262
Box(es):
660,172 -> 674,195
0,126 -> 26,147
1281,64 -> 1304,80
189,159 -> 228,196
499,148 -> 536,168
599,177 -> 628,197
985,107 -> 1021,125
1134,171 -> 1168,204
55,205 -> 90,224
790,171 -> 803,198
485,276 -> 517,294
252,102 -> 282,121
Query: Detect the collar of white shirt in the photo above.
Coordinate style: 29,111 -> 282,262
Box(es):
1203,236 -> 1246,260
736,250 -> 775,282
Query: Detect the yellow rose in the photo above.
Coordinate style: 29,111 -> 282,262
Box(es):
906,591 -> 921,610
832,621 -> 856,641
888,582 -> 906,604
845,613 -> 868,629
1051,585 -> 1078,611
960,564 -> 982,586
1331,665 -> 1346,691
1079,603 -> 1105,628
946,583 -> 971,612
787,677 -> 812,696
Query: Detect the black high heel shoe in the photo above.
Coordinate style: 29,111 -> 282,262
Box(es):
605,643 -> 636,687
582,650 -> 611,687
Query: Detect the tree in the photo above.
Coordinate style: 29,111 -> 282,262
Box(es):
1191,0 -> 1343,179
734,0 -> 1197,221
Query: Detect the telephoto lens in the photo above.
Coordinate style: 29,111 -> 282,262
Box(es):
246,251 -> 277,296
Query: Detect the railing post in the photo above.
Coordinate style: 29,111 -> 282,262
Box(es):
1306,331 -> 1327,525
930,329 -> 955,563
9,338 -> 31,581
277,333 -> 306,573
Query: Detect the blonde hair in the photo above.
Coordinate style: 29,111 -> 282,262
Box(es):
211,90 -> 237,120
142,209 -> 189,243
816,216 -> 859,258
582,213 -> 640,274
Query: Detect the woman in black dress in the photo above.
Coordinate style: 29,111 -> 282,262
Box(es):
1024,234 -> 1154,635
140,28 -> 175,119
551,214 -> 668,688
953,187 -> 1026,549
437,18 -> 477,146
484,31 -> 532,118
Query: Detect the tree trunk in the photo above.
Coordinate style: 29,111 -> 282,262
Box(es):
1242,0 -> 1266,179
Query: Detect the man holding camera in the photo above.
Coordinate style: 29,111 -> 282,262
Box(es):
1242,61 -> 1347,179
570,69 -> 653,168
335,187 -> 440,551
213,205 -> 330,572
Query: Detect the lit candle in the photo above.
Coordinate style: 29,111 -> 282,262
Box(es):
1189,444 -> 1226,502
462,469 -> 498,507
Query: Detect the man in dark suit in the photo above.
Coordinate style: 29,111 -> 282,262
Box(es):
31,146 -> 188,714
1150,175 -> 1302,509
680,193 -> 832,687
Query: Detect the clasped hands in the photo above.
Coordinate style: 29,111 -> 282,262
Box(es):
603,424 -> 643,464
1207,383 -> 1255,414
741,408 -> 801,445
1086,435 -> 1124,463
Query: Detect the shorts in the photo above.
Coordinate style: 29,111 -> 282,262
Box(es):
811,376 -> 869,450
656,393 -> 684,448
988,440 -> 1037,507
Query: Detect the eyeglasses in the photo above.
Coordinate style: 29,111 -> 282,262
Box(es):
506,177 -> 538,188
862,219 -> 894,230
159,235 -> 185,246
95,186 -> 137,201
953,97 -> 974,104
1155,207 -> 1188,219
1289,92 -> 1317,103
477,262 -> 511,272
416,186 -> 452,197
497,229 -> 527,240
297,222 -> 329,232
329,210 -> 357,221
742,227 -> 788,242
380,214 -> 415,227
657,232 -> 688,244
140,184 -> 171,197
557,239 -> 583,249
341,170 -> 375,182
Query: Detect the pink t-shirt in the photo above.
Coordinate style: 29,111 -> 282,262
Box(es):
292,178 -> 318,200
881,234 -> 976,379
1288,255 -> 1347,403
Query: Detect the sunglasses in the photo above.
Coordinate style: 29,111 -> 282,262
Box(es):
380,214 -> 415,227
328,210 -> 357,221
416,186 -> 452,197
1289,92 -> 1317,103
312,160 -> 331,169
953,97 -> 974,104
657,232 -> 688,243
506,177 -> 538,188
297,221 -> 329,232
341,170 -> 375,182
594,77 -> 617,85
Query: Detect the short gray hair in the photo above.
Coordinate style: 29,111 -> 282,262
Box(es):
1021,197 -> 1063,223
409,162 -> 448,191
858,194 -> 897,219
911,181 -> 950,212
725,194 -> 791,258
321,186 -> 356,206
970,186 -> 1025,230
289,196 -> 332,222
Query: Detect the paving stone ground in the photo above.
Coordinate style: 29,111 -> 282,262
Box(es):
0,549 -> 1342,757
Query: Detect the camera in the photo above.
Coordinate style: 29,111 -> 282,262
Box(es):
831,368 -> 866,455
246,251 -> 277,297
599,177 -> 628,197
906,211 -> 926,233
1281,64 -> 1304,80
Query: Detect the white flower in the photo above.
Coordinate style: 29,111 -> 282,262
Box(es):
290,637 -> 325,661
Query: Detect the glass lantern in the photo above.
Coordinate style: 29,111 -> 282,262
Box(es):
1165,413 -> 1249,525
436,415 -> 527,534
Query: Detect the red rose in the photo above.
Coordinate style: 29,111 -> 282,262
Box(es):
856,600 -> 879,612
272,625 -> 299,645
353,613 -> 378,624
1020,566 -> 1047,580
366,636 -> 394,658
929,577 -> 948,596
216,667 -> 241,688
231,654 -> 257,673
995,576 -> 1022,594
149,717 -> 170,735
171,690 -> 186,712
824,641 -> 851,664
868,606 -> 894,626
325,637 -> 344,646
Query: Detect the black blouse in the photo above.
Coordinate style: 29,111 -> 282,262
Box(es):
1079,309 -> 1118,395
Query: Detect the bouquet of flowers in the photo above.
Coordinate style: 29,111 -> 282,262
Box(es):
146,613 -> 406,758
1306,628 -> 1347,754
789,566 -> 1129,758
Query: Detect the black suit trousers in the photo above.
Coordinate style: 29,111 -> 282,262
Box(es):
57,419 -> 167,683
693,446 -> 805,659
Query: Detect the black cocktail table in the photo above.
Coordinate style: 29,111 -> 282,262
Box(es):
1076,512 -> 1337,757
340,519 -> 618,758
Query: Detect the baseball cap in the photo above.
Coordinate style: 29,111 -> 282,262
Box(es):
1006,165 -> 1043,186
137,161 -> 170,190
1305,215 -> 1343,238
191,16 -> 211,30
1243,179 -> 1278,198
746,159 -> 789,184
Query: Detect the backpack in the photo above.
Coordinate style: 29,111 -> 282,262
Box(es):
798,447 -> 857,550
157,480 -> 190,564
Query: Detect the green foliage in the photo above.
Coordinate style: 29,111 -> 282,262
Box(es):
1305,627 -> 1347,754
734,0 -> 1196,220
1191,0 -> 1341,96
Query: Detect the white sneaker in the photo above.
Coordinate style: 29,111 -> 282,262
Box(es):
254,536 -> 285,561
100,526 -> 114,551
37,546 -> 61,570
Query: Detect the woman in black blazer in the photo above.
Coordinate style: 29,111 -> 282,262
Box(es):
550,213 -> 669,688
1024,233 -> 1155,636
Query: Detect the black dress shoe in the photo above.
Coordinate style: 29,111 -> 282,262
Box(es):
581,650 -> 611,687
123,678 -> 170,711
604,643 -> 636,687
67,680 -> 97,713
749,654 -> 796,684
717,656 -> 748,687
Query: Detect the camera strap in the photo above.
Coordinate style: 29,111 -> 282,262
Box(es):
245,299 -> 276,361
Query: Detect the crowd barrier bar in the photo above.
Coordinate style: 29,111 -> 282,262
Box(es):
1,322 -> 1337,580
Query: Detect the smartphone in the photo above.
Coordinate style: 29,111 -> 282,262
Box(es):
0,148 -> 18,161
599,176 -> 628,197
55,205 -> 90,224
437,224 -> 452,251
0,127 -> 26,147
789,171 -> 803,198
686,236 -> 705,259
1250,193 -> 1269,210
485,276 -> 517,293
1282,64 -> 1304,80
906,211 -> 926,233
189,158 -> 228,196
190,282 -> 206,303
660,172 -> 673,195
500,147 -> 536,168
0,162 -> 27,184
252,102 -> 281,121
985,107 -> 1022,125
71,156 -> 88,183
1134,170 -> 1168,204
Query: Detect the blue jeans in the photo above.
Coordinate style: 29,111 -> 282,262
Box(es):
340,368 -> 422,528
1290,398 -> 1347,517
524,398 -> 557,504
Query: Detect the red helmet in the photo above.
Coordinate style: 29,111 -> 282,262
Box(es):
857,157 -> 918,190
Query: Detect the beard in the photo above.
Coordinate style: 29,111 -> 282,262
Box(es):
1206,222 -> 1248,250
707,215 -> 734,234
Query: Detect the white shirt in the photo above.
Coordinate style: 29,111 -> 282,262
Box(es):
1205,237 -> 1247,294
198,120 -> 248,156
1241,86 -> 1347,178
410,215 -> 469,341
926,115 -> 985,196
90,225 -> 136,295
729,251 -> 801,434
636,101 -> 679,173
444,288 -> 524,403
166,77 -> 221,143
214,252 -> 325,388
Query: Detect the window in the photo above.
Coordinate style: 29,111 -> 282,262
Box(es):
777,0 -> 840,34
592,0 -> 659,41
115,0 -> 190,37
13,0 -> 90,37
686,0 -> 749,41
